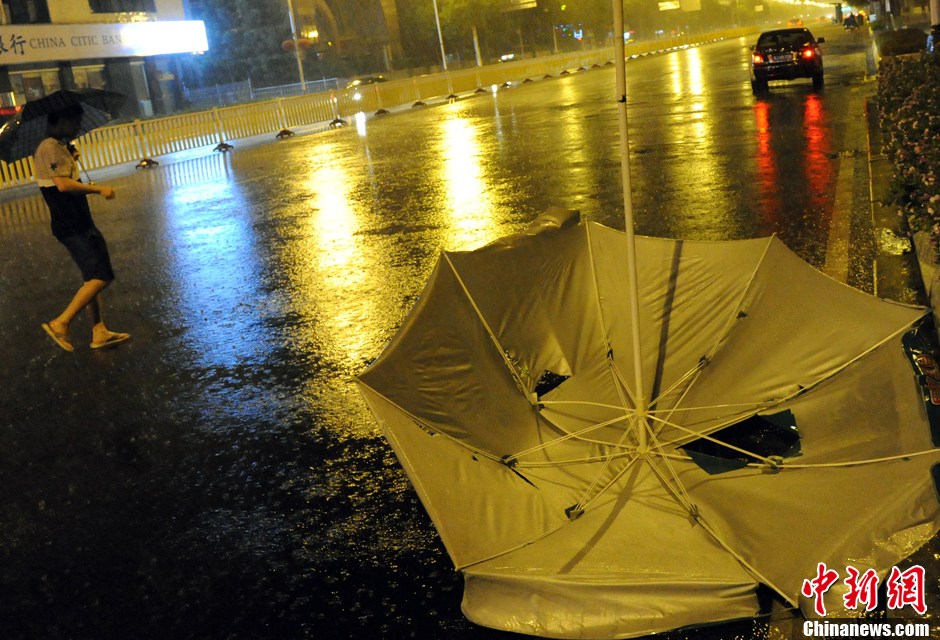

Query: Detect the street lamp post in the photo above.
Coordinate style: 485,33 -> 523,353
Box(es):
286,0 -> 307,91
432,0 -> 448,71
931,0 -> 940,53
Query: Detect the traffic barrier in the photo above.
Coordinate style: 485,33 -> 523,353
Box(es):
0,27 -> 755,191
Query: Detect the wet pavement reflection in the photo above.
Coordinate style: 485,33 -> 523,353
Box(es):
0,24 -> 935,639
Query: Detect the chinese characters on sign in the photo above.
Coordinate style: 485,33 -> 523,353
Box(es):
801,563 -> 927,617
0,34 -> 26,57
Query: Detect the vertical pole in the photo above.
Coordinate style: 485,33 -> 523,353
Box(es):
133,118 -> 151,162
276,97 -> 287,131
212,108 -> 225,144
472,25 -> 483,66
930,0 -> 940,51
432,0 -> 448,71
612,0 -> 647,449
286,0 -> 307,91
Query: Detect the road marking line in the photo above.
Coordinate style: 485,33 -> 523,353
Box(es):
824,155 -> 854,283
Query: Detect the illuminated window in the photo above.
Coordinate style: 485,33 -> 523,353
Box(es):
7,0 -> 51,23
88,0 -> 156,12
73,65 -> 107,90
11,69 -> 61,102
41,69 -> 59,95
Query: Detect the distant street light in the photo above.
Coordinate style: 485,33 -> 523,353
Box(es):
286,0 -> 307,91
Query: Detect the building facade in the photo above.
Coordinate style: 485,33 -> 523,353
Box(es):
0,0 -> 208,118
289,0 -> 404,73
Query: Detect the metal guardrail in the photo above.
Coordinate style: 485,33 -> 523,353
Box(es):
0,28 -> 754,192
183,78 -> 342,108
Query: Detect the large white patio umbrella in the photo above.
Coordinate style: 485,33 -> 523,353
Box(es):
357,1 -> 940,636
358,215 -> 939,637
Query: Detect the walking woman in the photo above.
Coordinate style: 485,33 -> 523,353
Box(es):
34,103 -> 130,352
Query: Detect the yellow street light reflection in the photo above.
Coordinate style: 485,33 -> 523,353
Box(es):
437,109 -> 497,249
286,145 -> 378,369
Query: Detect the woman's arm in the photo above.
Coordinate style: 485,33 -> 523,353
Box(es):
51,175 -> 115,199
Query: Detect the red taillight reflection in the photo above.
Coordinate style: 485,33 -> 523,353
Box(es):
802,48 -> 815,59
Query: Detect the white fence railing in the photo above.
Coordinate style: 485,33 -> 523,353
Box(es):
0,28 -> 754,192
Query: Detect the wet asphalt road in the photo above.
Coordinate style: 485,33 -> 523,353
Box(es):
0,23 -> 936,640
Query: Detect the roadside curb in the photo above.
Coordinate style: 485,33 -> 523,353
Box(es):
865,98 -> 930,307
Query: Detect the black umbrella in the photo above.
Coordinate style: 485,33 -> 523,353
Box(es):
0,88 -> 126,164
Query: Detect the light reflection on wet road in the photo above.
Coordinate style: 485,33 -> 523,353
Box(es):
0,23 -> 934,640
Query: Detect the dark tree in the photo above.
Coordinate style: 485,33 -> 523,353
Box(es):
181,0 -> 297,88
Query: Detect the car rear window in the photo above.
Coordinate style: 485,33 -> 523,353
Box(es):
758,31 -> 813,48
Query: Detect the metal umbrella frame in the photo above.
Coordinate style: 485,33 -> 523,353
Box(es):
357,3 -> 940,636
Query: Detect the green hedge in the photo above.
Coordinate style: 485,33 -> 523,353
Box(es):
878,53 -> 940,258
875,28 -> 928,56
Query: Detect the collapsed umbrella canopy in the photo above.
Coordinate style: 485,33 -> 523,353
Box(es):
358,211 -> 940,638
0,88 -> 126,164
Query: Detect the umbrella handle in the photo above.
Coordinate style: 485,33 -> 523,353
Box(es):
76,159 -> 95,186
68,143 -> 95,185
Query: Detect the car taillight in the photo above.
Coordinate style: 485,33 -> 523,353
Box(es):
753,53 -> 764,64
802,48 -> 815,59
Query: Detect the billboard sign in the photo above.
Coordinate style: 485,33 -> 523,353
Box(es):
0,21 -> 209,65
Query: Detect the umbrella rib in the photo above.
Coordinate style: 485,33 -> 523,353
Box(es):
539,399 -> 626,411
688,507 -> 797,607
510,411 -> 634,460
642,453 -> 796,606
784,317 -> 928,398
643,238 -> 775,437
456,513 -> 583,571
649,401 -> 776,415
566,356 -> 647,513
441,252 -> 532,401
516,450 -> 637,468
654,447 -> 940,471
647,410 -> 778,466
631,357 -> 708,444
571,451 -> 642,514
745,448 -> 940,470
642,453 -> 697,521
697,236 -> 776,367
363,380 -> 642,468
357,381 -> 505,463
648,358 -> 706,410
653,404 -> 771,448
653,315 -> 927,454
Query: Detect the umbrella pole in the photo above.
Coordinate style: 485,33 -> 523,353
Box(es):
78,160 -> 95,185
612,0 -> 648,451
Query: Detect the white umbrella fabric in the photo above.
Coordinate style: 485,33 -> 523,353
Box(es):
359,0 -> 940,634
358,212 -> 940,637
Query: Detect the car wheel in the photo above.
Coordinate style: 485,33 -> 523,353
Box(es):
812,72 -> 824,90
752,78 -> 768,94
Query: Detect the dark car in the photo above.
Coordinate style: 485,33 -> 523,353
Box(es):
750,28 -> 825,93
345,76 -> 387,89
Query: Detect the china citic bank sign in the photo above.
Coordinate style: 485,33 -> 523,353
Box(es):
0,21 -> 209,64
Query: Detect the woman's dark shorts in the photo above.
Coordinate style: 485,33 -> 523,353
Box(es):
59,228 -> 115,282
